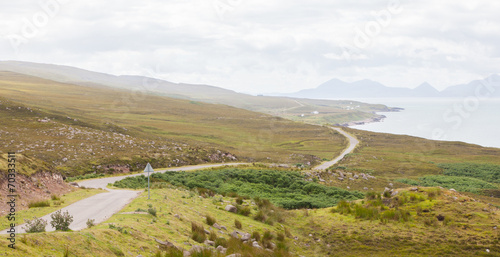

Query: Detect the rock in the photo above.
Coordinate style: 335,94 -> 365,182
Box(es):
174,214 -> 180,219
353,175 -> 359,179
346,186 -> 350,189
183,251 -> 191,257
319,178 -> 325,182
349,177 -> 354,181
241,233 -> 251,241
230,231 -> 239,239
213,223 -> 221,230
227,254 -> 242,257
252,241 -> 262,249
154,238 -> 178,251
363,187 -> 368,190
449,188 -> 456,192
410,187 -> 418,192
391,191 -> 399,197
216,245 -> 226,253
338,177 -> 344,181
205,240 -> 215,246
204,229 -> 210,234
220,225 -> 227,231
388,183 -> 393,187
190,245 -> 204,253
225,205 -> 238,213
69,182 -> 79,187
384,187 -> 390,192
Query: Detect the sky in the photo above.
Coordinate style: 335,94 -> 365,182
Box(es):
1,0 -> 499,94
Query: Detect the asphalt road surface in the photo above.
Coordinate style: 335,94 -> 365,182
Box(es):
0,163 -> 246,234
314,127 -> 359,170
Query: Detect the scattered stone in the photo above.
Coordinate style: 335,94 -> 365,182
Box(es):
174,214 -> 180,219
204,240 -> 215,246
225,205 -> 238,213
363,187 -> 368,190
450,188 -> 457,192
391,191 -> 399,197
346,186 -> 350,189
241,233 -> 251,241
353,175 -> 359,179
213,223 -> 221,230
190,245 -> 204,253
183,251 -> 191,257
388,183 -> 393,187
154,238 -> 178,251
69,182 -> 79,187
252,241 -> 262,249
204,229 -> 210,234
338,177 -> 344,181
230,231 -> 239,239
216,245 -> 226,254
410,187 -> 418,192
220,225 -> 227,231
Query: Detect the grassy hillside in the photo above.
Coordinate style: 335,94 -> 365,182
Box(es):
0,61 -> 397,125
1,172 -> 498,256
0,71 -> 345,176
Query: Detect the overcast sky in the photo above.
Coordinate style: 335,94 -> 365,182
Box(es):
1,0 -> 499,94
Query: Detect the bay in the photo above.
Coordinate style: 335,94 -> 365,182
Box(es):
344,98 -> 500,149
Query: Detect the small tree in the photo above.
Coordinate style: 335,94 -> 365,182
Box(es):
50,210 -> 73,231
24,217 -> 48,233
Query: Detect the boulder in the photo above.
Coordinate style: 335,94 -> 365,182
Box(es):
213,223 -> 221,230
252,241 -> 262,249
225,205 -> 237,213
241,233 -> 251,241
230,231 -> 239,239
204,240 -> 215,246
154,238 -> 178,251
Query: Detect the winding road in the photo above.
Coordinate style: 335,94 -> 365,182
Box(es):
314,127 -> 359,170
1,127 -> 358,234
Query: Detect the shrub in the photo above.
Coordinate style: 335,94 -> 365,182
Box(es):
215,237 -> 228,248
191,222 -> 206,243
86,219 -> 95,228
209,231 -> 217,241
333,200 -> 352,214
237,206 -> 251,216
206,214 -> 216,226
234,219 -> 242,229
50,210 -> 74,231
277,232 -> 285,242
23,217 -> 47,233
383,191 -> 392,198
28,200 -> 50,208
148,208 -> 157,217
254,210 -> 267,223
252,231 -> 261,242
51,194 -> 61,201
236,196 -> 244,205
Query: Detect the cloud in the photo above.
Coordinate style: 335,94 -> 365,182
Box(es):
1,0 -> 499,93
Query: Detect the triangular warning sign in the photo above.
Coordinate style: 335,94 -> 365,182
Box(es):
144,163 -> 155,173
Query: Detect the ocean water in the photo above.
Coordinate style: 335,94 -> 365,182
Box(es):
345,98 -> 500,149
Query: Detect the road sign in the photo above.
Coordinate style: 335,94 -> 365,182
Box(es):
144,163 -> 154,199
144,163 -> 154,173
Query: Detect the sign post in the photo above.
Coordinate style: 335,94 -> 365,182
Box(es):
144,163 -> 155,199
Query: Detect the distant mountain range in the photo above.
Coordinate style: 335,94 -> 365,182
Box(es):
278,75 -> 500,99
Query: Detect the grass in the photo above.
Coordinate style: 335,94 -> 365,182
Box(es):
1,182 -> 499,256
27,200 -> 51,208
0,72 -> 347,178
397,175 -> 499,194
0,188 -> 105,230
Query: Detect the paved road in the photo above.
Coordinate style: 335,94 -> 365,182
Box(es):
314,127 -> 359,170
0,163 -> 246,234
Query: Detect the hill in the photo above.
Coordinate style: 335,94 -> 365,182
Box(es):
0,61 -> 398,125
0,71 -> 349,175
280,75 -> 500,99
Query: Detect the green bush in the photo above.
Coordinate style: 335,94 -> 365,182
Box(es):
237,206 -> 251,216
86,219 -> 95,228
148,208 -> 157,217
51,194 -> 61,201
438,163 -> 500,183
23,217 -> 47,233
206,214 -> 216,226
50,210 -> 73,231
234,219 -> 242,229
252,231 -> 261,241
114,168 -> 364,209
215,237 -> 228,248
191,222 -> 206,243
397,175 -> 497,194
28,200 -> 50,208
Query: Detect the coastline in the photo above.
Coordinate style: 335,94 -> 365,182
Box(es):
334,107 -> 404,127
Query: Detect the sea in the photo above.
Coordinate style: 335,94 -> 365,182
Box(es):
342,98 -> 500,149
